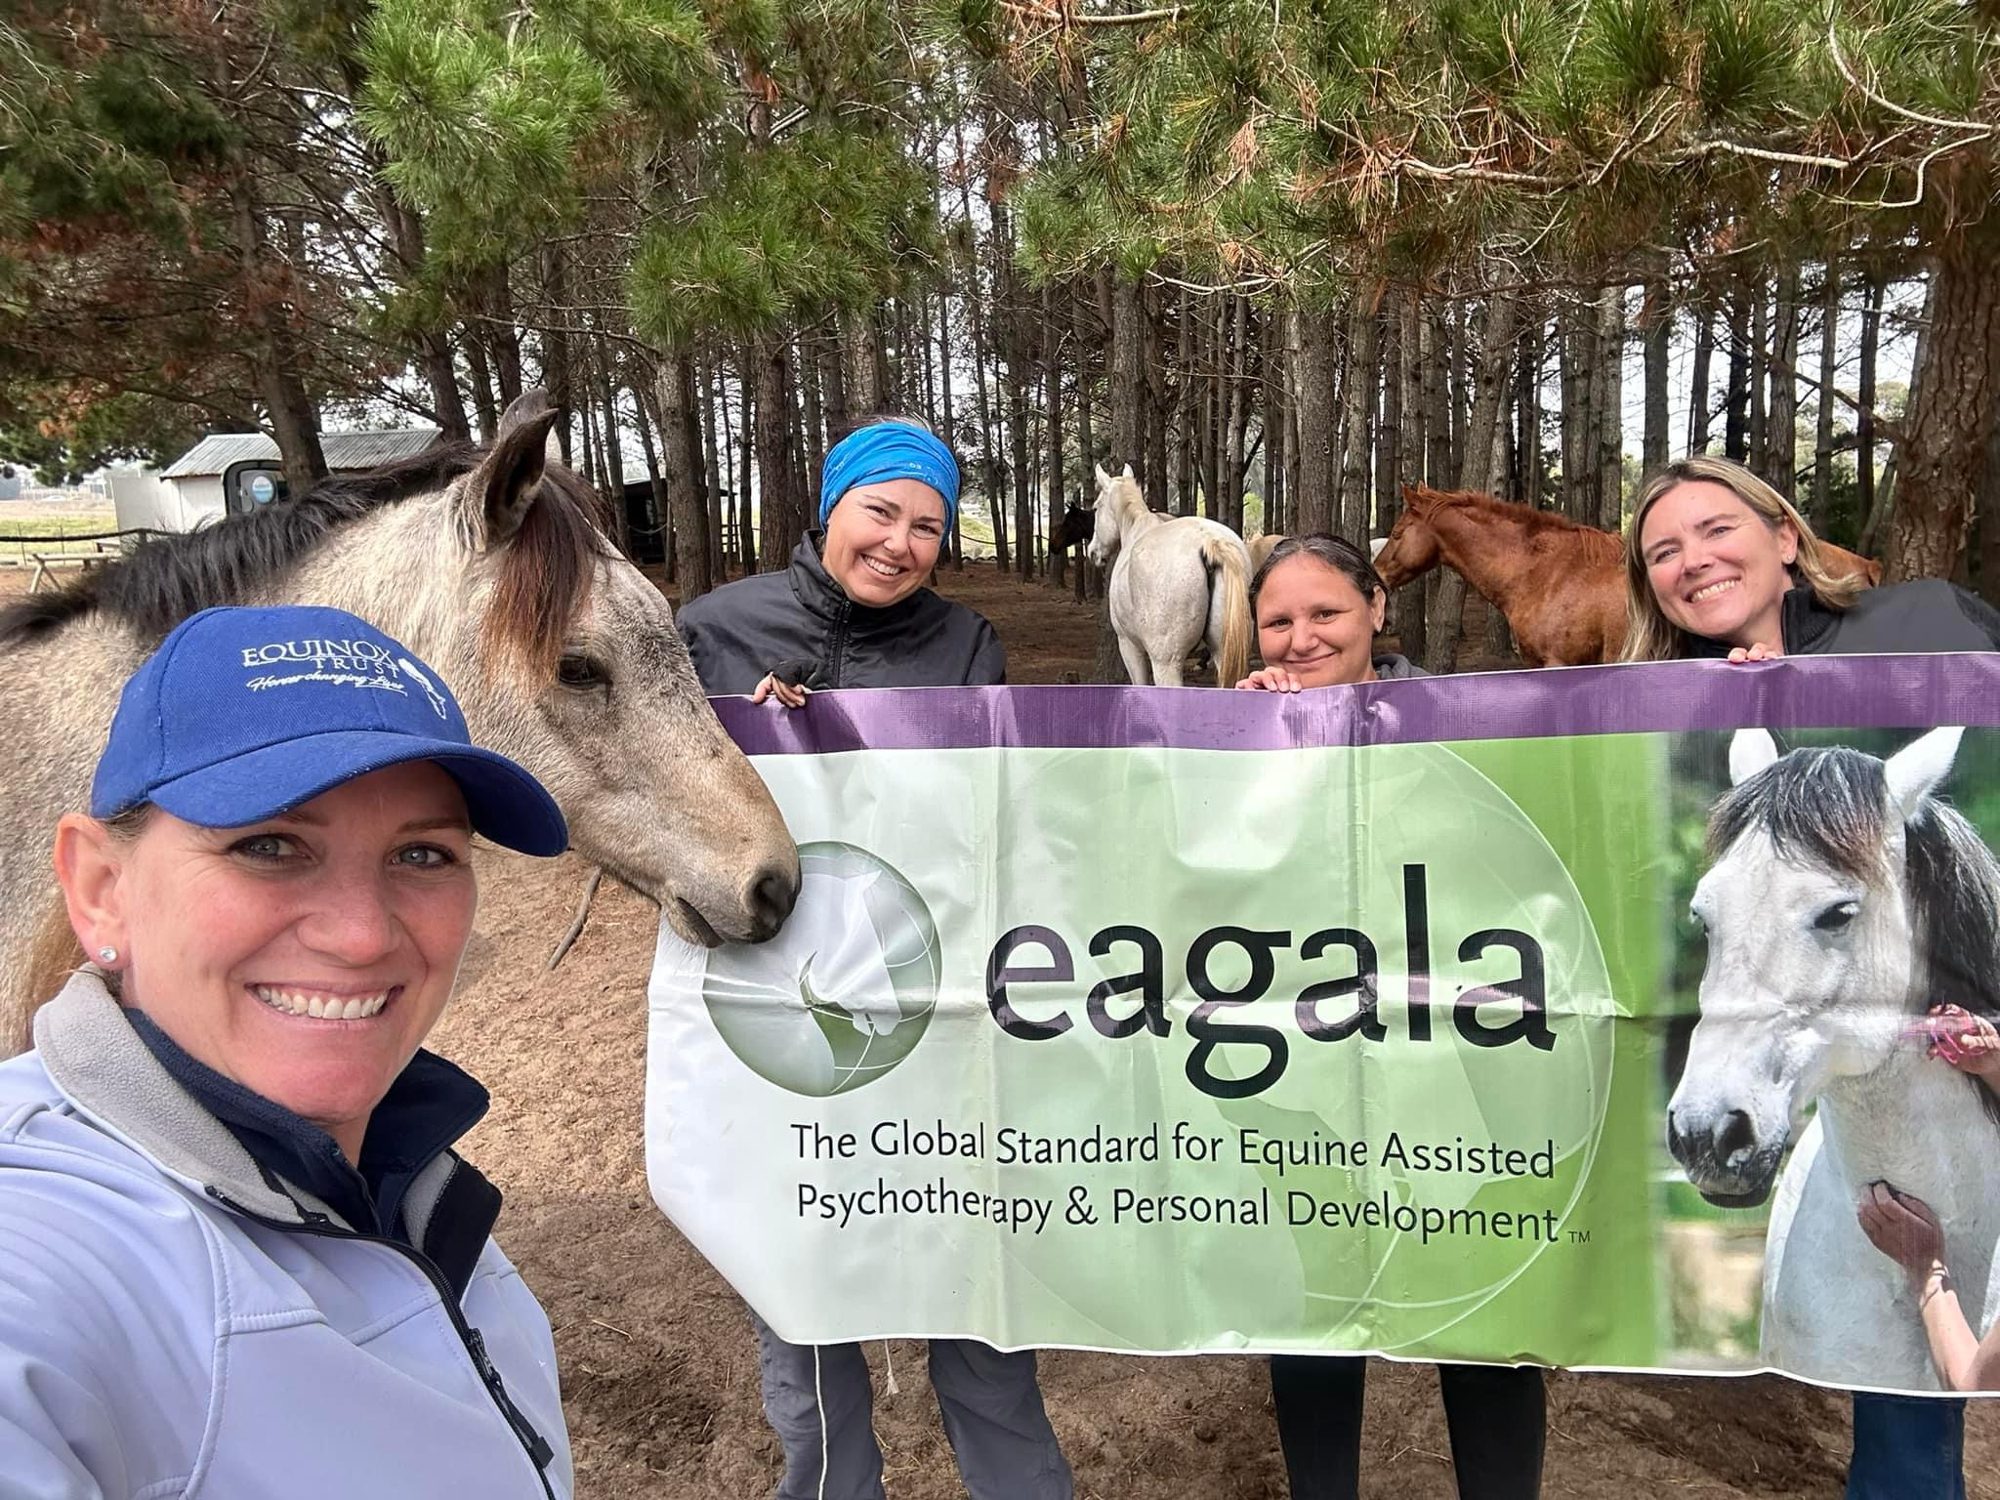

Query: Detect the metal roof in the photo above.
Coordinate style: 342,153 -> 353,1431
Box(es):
162,428 -> 441,479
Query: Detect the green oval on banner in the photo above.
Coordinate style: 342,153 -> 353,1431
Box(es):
702,841 -> 942,1096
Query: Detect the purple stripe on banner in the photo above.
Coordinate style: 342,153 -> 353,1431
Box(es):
709,654 -> 2000,755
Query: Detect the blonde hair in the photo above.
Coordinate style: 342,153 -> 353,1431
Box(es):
1619,455 -> 1868,661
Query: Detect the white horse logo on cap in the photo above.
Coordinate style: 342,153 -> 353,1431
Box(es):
396,657 -> 450,720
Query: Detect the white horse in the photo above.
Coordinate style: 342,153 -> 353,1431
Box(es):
1668,727 -> 2000,1389
1063,465 -> 1251,688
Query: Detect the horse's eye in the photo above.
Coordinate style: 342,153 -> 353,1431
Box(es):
1814,900 -> 1860,933
558,652 -> 609,690
1688,907 -> 1708,933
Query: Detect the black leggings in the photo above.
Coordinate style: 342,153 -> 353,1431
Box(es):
1269,1355 -> 1545,1500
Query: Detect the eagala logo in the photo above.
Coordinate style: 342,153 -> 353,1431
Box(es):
702,842 -> 940,1097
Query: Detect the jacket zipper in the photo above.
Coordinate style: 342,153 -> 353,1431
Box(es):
824,597 -> 849,689
207,1187 -> 557,1497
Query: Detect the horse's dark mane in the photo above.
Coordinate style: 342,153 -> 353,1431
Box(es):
0,441 -> 614,672
1709,748 -> 1889,882
1712,743 -> 2000,1126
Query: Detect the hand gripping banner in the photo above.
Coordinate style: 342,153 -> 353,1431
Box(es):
646,656 -> 2000,1395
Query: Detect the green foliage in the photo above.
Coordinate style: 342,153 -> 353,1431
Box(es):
359,0 -> 622,260
629,126 -> 937,346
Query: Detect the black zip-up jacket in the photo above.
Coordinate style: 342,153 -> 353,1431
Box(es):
676,536 -> 1006,694
1681,579 -> 2000,659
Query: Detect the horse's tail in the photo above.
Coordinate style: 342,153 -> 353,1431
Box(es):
1203,535 -> 1253,688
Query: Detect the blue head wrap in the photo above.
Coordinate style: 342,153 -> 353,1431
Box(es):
819,421 -> 960,529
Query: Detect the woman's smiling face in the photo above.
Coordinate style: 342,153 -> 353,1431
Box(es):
1253,554 -> 1386,687
1639,479 -> 1798,650
62,762 -> 477,1159
821,479 -> 947,607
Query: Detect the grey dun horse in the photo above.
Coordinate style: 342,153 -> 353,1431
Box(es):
0,393 -> 798,1051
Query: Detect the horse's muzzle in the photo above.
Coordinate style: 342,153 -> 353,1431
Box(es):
1666,1105 -> 1782,1208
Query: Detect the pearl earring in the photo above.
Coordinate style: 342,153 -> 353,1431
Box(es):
97,946 -> 118,965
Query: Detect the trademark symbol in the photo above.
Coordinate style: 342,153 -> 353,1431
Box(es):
1568,1228 -> 1590,1245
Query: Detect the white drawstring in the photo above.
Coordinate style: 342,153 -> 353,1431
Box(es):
815,1345 -> 828,1500
881,1340 -> 900,1397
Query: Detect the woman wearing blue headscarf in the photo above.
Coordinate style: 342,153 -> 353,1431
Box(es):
675,415 -> 1006,702
668,417 -> 1065,1500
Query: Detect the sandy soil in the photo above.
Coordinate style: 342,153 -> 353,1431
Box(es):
427,561 -> 2000,1499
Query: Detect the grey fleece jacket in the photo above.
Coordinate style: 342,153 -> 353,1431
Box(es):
0,974 -> 571,1499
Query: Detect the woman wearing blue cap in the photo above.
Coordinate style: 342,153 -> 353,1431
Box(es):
0,603 -> 575,1498
675,414 -> 1006,700
668,417 -> 1067,1500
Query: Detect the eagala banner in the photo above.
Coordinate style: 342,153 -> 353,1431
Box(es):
645,656 -> 2000,1395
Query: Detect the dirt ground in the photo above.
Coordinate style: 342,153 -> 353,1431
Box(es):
8,552 -> 1995,1496
424,559 -> 2000,1499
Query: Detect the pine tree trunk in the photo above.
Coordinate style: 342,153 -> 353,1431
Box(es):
1338,288 -> 1379,542
801,327 -> 826,505
1724,280 -> 1751,463
754,332 -> 798,567
465,336 -> 499,443
1199,300 -> 1221,518
1518,317 -> 1544,508
540,243 -> 574,466
841,304 -> 885,416
1767,267 -> 1799,499
1145,287 -> 1171,514
1009,341 -> 1034,580
1748,283 -> 1769,476
939,292 -> 962,569
1046,287 -> 1067,590
631,378 -> 672,578
1225,295 -> 1251,534
1423,298 -> 1505,674
1813,263 -> 1840,531
1642,278 -> 1671,472
1559,298 -> 1591,518
1265,310 -> 1288,536
1596,285 -> 1624,528
735,354 -> 757,573
1688,300 -> 1715,455
1393,294 -> 1428,662
1375,305 -> 1401,535
1857,271 -> 1884,548
1886,230 -> 2000,581
657,353 -> 713,600
1292,303 -> 1337,534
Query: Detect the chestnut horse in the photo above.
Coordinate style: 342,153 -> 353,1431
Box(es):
1370,485 -> 1883,667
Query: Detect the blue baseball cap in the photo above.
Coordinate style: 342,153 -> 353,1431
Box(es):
91,605 -> 568,856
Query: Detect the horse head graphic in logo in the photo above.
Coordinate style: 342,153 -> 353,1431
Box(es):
395,656 -> 451,720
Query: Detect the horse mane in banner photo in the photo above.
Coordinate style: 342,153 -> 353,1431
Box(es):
645,655 -> 2000,1396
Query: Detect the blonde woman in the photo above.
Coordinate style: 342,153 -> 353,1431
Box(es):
1624,454 -> 1998,1500
1620,454 -> 1999,662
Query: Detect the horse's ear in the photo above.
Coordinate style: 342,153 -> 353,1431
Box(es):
1885,727 -> 1965,822
467,390 -> 560,549
1728,728 -> 1780,786
1094,463 -> 1112,488
1121,462 -> 1134,481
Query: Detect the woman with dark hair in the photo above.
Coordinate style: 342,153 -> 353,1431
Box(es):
1237,533 -> 1546,1499
1235,533 -> 1423,691
1625,453 -> 1995,1498
661,415 -> 1069,1500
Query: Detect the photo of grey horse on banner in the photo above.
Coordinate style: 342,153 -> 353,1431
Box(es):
1667,726 -> 2000,1389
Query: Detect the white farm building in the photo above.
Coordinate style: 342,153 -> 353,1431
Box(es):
120,428 -> 442,534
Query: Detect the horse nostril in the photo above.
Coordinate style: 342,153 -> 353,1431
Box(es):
1715,1109 -> 1756,1165
1665,1114 -> 1686,1160
747,864 -> 799,937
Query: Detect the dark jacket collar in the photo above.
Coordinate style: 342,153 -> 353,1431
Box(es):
1680,585 -> 1835,659
785,534 -> 932,632
123,1007 -> 488,1243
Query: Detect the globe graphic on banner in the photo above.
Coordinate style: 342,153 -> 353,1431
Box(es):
702,842 -> 941,1096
